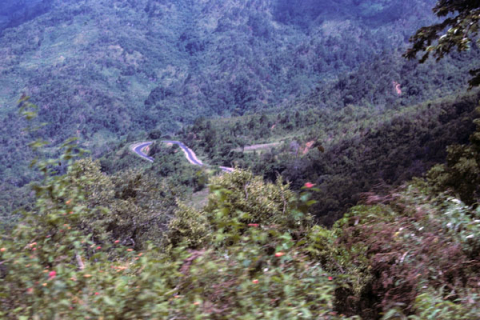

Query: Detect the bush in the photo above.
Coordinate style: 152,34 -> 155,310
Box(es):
0,137 -> 347,318
329,182 -> 480,318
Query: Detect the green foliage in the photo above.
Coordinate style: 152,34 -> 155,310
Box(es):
66,158 -> 175,249
428,107 -> 480,204
158,169 -> 347,319
4,1 -> 480,318
5,145 -> 479,318
163,170 -> 314,252
164,202 -> 210,252
407,289 -> 480,320
0,0 -> 53,32
180,90 -> 480,226
0,143 -> 348,318
405,0 -> 480,86
205,170 -> 310,228
4,95 -> 480,319
326,181 -> 480,318
0,0 -> 471,196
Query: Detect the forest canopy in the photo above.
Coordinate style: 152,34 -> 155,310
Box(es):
1,0 -> 480,318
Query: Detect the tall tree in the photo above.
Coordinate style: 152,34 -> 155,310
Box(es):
405,0 -> 480,87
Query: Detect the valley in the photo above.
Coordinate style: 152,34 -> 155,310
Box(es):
1,1 -> 480,318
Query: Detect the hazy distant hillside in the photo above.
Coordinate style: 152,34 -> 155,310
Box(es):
0,0 -> 435,126
0,0 -> 445,186
275,0 -> 426,28
0,0 -> 53,31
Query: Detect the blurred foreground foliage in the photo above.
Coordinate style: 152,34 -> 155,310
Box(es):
0,144 -> 345,318
2,100 -> 480,319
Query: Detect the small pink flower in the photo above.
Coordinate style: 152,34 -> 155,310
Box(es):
328,276 -> 333,281
94,292 -> 100,296
304,182 -> 315,188
114,240 -> 120,244
275,252 -> 285,257
96,246 -> 101,250
248,223 -> 259,227
48,271 -> 56,280
252,279 -> 259,284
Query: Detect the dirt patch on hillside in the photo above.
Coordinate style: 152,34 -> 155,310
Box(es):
302,140 -> 316,155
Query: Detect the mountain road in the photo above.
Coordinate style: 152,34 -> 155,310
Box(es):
130,141 -> 234,173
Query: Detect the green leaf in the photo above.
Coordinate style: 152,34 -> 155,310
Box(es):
103,296 -> 116,306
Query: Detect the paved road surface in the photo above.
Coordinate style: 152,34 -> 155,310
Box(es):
131,141 -> 154,162
131,141 -> 234,172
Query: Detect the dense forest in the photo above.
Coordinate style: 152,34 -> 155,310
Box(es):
0,0 -> 439,185
1,0 -> 480,318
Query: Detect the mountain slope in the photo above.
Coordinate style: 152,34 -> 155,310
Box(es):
0,0 -> 453,188
1,0 -> 436,131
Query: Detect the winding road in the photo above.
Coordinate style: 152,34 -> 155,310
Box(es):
132,141 -> 155,162
130,141 -> 234,173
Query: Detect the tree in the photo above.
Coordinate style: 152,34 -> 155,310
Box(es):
404,0 -> 480,87
427,107 -> 480,204
67,159 -> 175,249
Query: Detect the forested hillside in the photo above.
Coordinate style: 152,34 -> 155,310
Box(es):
0,0 -> 53,32
2,0 -> 480,318
165,90 -> 477,225
1,98 -> 479,318
0,0 -> 477,224
0,0 -> 440,186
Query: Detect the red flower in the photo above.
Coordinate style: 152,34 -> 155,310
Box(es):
328,276 -> 333,281
96,246 -> 101,250
275,252 -> 285,257
252,279 -> 259,284
94,292 -> 100,296
48,271 -> 56,280
248,223 -> 259,227
304,182 -> 315,188
114,240 -> 120,244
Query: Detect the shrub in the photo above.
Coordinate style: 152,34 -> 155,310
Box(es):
0,135 -> 347,318
329,182 -> 480,318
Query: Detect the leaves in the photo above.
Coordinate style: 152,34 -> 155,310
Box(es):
405,1 -> 480,86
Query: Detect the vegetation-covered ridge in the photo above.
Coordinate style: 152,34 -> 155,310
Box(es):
1,116 -> 480,318
2,0 -> 480,318
0,0 -> 449,187
160,89 -> 478,225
